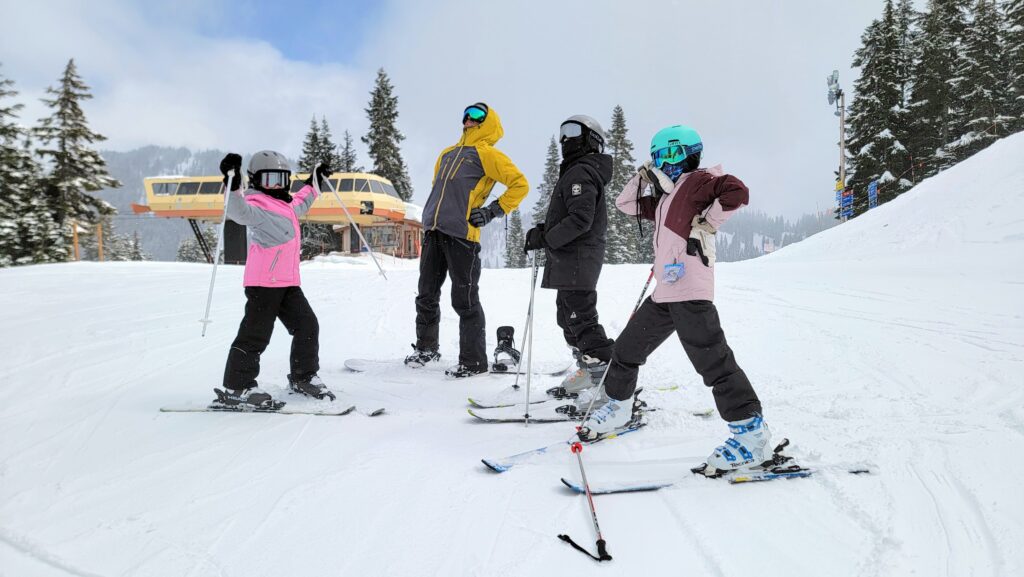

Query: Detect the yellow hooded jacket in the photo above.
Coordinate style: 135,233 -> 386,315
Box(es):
421,107 -> 529,242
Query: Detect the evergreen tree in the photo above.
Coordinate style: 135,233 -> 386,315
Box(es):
176,225 -> 218,263
339,130 -> 363,172
847,1 -> 914,215
319,117 -> 342,169
298,117 -> 322,172
127,231 -> 150,261
604,105 -> 639,263
531,136 -> 560,266
363,69 -> 413,200
906,0 -> 968,176
503,209 -> 527,268
35,59 -> 121,227
1006,0 -> 1024,132
949,0 -> 1013,161
0,68 -> 64,266
297,116 -> 342,258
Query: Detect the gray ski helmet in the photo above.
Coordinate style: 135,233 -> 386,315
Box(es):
560,115 -> 605,153
248,150 -> 292,177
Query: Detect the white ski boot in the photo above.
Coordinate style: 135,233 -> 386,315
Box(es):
576,394 -> 633,441
547,353 -> 607,399
699,415 -> 773,476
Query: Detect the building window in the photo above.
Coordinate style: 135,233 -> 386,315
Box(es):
177,182 -> 200,195
199,181 -> 222,195
153,182 -> 178,196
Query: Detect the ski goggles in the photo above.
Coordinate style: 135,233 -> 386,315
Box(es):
559,121 -> 584,142
463,105 -> 487,124
255,170 -> 291,189
651,143 -> 703,168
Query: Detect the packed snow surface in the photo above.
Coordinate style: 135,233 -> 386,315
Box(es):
1,134 -> 1022,576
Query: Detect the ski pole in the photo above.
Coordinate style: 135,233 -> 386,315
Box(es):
522,252 -> 541,426
199,170 -> 234,337
513,253 -> 540,393
315,166 -> 387,280
631,267 -> 654,319
558,442 -> 612,562
580,267 -> 654,422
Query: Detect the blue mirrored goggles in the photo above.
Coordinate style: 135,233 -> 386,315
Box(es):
463,106 -> 487,123
651,143 -> 703,168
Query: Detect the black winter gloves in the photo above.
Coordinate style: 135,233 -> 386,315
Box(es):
219,153 -> 243,191
523,224 -> 545,253
304,164 -> 334,189
468,200 -> 504,228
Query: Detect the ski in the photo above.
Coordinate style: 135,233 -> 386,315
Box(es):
489,362 -> 572,376
468,398 -> 592,423
481,423 -> 647,473
161,403 -> 356,416
557,439 -> 872,494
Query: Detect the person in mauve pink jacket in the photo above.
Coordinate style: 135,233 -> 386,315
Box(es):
577,125 -> 777,478
211,151 -> 336,411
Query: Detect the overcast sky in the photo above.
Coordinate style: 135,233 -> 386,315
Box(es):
1,0 -> 890,219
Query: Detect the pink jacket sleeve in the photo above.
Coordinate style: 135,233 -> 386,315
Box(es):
616,173 -> 657,220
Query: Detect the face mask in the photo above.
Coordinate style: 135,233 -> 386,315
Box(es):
661,162 -> 686,182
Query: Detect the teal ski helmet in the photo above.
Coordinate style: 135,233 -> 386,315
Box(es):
650,125 -> 703,171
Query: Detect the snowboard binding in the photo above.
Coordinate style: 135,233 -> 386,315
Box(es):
491,326 -> 522,373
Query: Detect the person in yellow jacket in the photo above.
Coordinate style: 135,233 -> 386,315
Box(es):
406,102 -> 529,377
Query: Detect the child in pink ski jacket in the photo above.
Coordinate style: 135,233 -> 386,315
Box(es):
578,125 -> 774,479
211,151 -> 335,410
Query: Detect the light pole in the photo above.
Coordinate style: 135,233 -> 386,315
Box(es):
827,70 -> 848,220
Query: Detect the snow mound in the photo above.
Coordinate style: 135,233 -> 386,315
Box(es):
770,131 -> 1024,263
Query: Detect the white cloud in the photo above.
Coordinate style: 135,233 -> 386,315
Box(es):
1,0 -> 885,219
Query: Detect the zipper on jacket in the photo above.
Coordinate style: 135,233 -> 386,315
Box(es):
269,249 -> 282,281
431,140 -> 467,231
448,158 -> 465,181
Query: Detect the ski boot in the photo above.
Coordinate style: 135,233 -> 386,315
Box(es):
692,415 -> 776,477
445,363 -> 489,379
211,387 -> 286,411
404,344 -> 441,368
287,373 -> 336,401
547,352 -> 606,399
575,389 -> 645,441
491,326 -> 521,373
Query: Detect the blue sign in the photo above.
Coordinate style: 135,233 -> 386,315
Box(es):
868,180 -> 878,209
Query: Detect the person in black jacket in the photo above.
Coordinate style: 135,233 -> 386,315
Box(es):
524,115 -> 614,395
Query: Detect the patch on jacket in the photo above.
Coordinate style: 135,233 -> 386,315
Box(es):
571,183 -> 582,196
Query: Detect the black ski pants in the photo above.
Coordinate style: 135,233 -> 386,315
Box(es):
415,231 -> 486,369
223,286 -> 320,390
604,297 -> 761,422
555,289 -> 614,362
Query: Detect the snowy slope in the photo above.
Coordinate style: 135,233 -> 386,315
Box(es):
1,134 -> 1022,577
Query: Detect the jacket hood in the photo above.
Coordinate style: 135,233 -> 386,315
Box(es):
460,106 -> 504,146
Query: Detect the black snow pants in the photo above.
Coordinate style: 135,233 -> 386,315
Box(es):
414,230 -> 486,370
603,297 -> 761,422
555,289 -> 614,362
223,286 -> 320,390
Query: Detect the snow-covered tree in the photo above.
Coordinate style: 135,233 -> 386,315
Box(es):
847,0 -> 915,215
604,105 -> 639,263
0,67 -> 64,266
34,59 -> 121,227
947,0 -> 1014,161
176,224 -> 218,263
531,136 -> 560,266
297,116 -> 342,259
906,0 -> 968,175
339,130 -> 363,172
363,69 -> 412,200
319,117 -> 342,169
1006,0 -> 1024,132
503,209 -> 527,268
